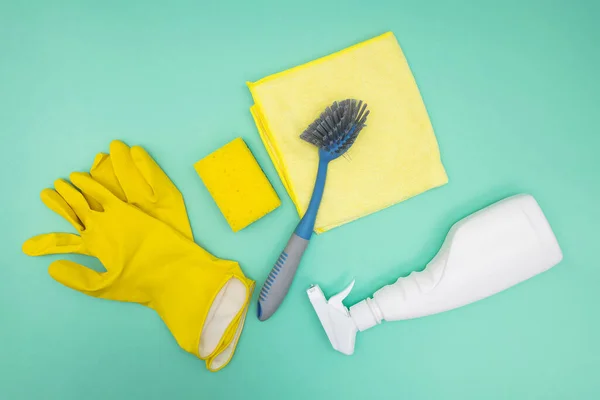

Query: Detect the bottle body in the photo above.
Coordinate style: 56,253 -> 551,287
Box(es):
352,194 -> 563,327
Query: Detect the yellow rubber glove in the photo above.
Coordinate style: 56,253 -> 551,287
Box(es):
90,141 -> 253,370
23,166 -> 253,371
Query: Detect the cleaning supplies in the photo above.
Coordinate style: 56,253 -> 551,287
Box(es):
23,142 -> 255,371
257,99 -> 370,321
307,194 -> 563,355
195,138 -> 281,232
248,31 -> 448,233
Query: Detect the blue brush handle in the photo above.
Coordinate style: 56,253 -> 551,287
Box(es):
257,157 -> 329,321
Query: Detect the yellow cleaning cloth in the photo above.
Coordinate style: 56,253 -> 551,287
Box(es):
195,138 -> 281,232
247,32 -> 448,233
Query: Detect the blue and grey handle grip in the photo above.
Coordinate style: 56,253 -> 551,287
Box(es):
257,157 -> 329,321
257,234 -> 309,321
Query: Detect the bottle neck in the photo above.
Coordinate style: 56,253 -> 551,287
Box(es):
350,297 -> 383,332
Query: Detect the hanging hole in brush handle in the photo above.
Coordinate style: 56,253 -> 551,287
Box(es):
257,234 -> 310,321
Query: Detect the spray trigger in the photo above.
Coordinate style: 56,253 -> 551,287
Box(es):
307,280 -> 358,355
328,280 -> 355,313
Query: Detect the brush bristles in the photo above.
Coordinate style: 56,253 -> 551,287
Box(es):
300,99 -> 370,156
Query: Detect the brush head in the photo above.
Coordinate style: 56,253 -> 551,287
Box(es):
300,99 -> 370,161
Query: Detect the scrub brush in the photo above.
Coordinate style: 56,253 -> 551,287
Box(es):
257,99 -> 370,321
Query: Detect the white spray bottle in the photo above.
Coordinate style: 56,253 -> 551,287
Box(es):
307,194 -> 563,355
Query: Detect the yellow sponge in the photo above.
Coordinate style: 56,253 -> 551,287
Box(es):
195,138 -> 280,232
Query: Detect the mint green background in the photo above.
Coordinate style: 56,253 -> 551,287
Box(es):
1,0 -> 599,399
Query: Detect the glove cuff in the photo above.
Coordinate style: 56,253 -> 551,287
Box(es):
198,276 -> 251,359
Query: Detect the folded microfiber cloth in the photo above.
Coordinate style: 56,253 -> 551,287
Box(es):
248,32 -> 448,233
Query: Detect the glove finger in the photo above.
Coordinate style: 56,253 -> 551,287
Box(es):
84,154 -> 109,211
130,145 -> 177,195
89,153 -> 127,203
54,179 -> 91,225
41,188 -> 85,232
70,172 -> 119,207
83,192 -> 102,212
109,140 -> 154,203
22,233 -> 90,256
48,259 -> 111,294
130,145 -> 194,239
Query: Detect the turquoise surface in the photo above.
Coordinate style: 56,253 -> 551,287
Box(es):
1,1 -> 599,398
